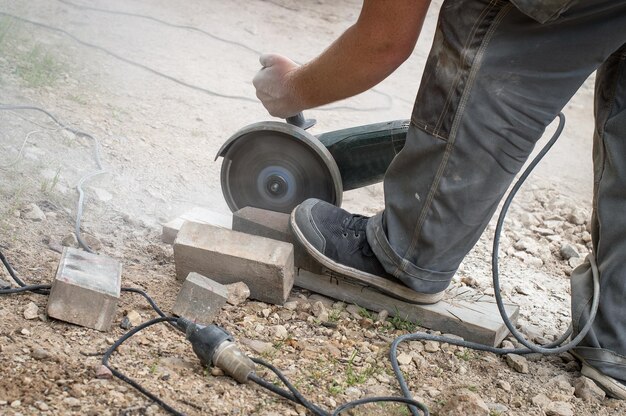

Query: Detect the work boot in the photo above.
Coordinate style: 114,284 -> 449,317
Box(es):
290,198 -> 444,304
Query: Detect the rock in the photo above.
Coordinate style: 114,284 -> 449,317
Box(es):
346,304 -> 363,319
569,257 -> 584,268
546,374 -> 575,395
240,338 -> 273,355
61,233 -> 78,247
308,294 -> 334,309
559,244 -> 580,260
497,380 -> 511,392
35,401 -> 49,411
125,310 -> 142,327
439,389 -> 489,415
120,317 -> 132,330
397,352 -> 413,366
424,341 -> 440,353
376,309 -> 389,322
531,393 -> 551,408
506,354 -> 529,373
10,400 -> 20,408
461,276 -> 479,287
574,376 -> 606,402
311,301 -> 327,318
567,210 -> 587,226
0,278 -> 11,289
210,367 -> 224,377
23,203 -> 46,221
20,328 -> 30,336
486,402 -> 508,414
63,397 -> 81,407
283,301 -> 298,311
23,302 -> 39,320
31,348 -> 51,360
91,187 -> 113,202
95,364 -> 113,379
225,282 -> 250,306
272,325 -> 288,339
545,401 -> 574,416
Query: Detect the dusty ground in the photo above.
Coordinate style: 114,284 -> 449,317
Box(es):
0,0 -> 624,415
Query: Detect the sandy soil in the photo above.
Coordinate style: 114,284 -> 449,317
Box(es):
0,0 -> 622,415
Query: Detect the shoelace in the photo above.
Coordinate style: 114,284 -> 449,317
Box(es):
341,215 -> 374,256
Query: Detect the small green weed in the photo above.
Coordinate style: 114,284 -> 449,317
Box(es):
456,349 -> 475,361
357,305 -> 374,320
16,44 -> 63,88
389,308 -> 418,332
40,167 -> 61,194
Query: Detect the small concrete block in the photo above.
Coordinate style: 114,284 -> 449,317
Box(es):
173,273 -> 228,323
47,248 -> 121,331
162,207 -> 232,244
232,207 -> 322,274
174,222 -> 294,305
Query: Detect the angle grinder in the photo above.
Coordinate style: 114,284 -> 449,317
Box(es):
216,112 -> 409,213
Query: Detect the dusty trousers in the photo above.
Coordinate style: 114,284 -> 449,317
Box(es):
365,0 -> 626,381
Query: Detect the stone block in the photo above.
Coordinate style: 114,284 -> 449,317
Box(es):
174,222 -> 294,305
173,273 -> 228,323
232,207 -> 322,274
162,207 -> 232,244
47,248 -> 121,331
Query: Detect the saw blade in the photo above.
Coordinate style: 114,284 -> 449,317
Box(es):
220,130 -> 339,213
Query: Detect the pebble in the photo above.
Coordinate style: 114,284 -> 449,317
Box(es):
61,233 -> 78,247
31,348 -> 51,360
20,328 -> 30,336
23,302 -> 39,320
506,354 -> 529,373
210,367 -> 224,377
95,364 -> 113,379
497,380 -> 511,392
574,376 -> 606,402
345,304 -> 362,319
272,325 -> 288,339
531,393 -> 551,408
125,310 -> 142,327
35,401 -> 49,411
10,400 -> 21,408
439,389 -> 489,415
559,244 -> 580,260
376,309 -> 389,322
240,338 -> 274,354
311,301 -> 327,319
545,401 -> 574,416
424,341 -> 440,353
22,203 -> 46,221
283,301 -> 298,311
396,352 -> 413,366
225,282 -> 250,306
63,397 -> 81,407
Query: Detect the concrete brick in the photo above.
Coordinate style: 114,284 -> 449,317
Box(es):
173,273 -> 228,323
174,222 -> 294,305
47,248 -> 121,331
162,207 -> 232,244
232,207 -> 322,274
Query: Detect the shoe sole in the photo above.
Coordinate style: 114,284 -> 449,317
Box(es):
581,363 -> 626,400
290,210 -> 444,305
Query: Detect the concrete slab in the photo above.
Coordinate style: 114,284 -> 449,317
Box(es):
174,222 -> 294,305
162,207 -> 232,244
47,248 -> 121,331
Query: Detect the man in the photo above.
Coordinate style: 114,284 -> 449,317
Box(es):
253,0 -> 626,399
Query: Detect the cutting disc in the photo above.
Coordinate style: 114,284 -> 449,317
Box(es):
218,122 -> 342,213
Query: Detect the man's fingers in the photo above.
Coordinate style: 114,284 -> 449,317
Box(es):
259,53 -> 279,68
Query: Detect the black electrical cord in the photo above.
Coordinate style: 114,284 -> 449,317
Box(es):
0,109 -> 601,416
52,0 -> 394,113
0,105 -> 105,253
101,316 -> 185,416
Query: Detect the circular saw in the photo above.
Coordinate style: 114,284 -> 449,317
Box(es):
216,113 -> 410,213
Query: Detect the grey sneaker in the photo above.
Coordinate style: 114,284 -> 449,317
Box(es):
290,198 -> 444,304
581,363 -> 626,400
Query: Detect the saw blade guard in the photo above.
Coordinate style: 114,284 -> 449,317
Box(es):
216,121 -> 343,213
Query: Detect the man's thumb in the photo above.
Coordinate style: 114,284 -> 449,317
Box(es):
259,53 -> 280,68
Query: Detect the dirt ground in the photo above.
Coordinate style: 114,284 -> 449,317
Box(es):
0,0 -> 624,415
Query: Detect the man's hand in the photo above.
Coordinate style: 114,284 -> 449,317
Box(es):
253,54 -> 302,118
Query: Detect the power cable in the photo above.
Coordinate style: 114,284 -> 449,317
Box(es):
0,108 -> 601,416
0,105 -> 105,253
52,0 -> 395,113
0,12 -> 258,104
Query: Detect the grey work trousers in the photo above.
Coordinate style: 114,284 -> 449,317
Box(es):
366,0 -> 626,381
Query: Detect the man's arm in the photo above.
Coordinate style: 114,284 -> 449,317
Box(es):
253,0 -> 431,118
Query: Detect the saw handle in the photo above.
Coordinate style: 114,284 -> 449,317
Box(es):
286,112 -> 316,130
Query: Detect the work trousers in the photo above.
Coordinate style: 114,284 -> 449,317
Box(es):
366,0 -> 626,381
